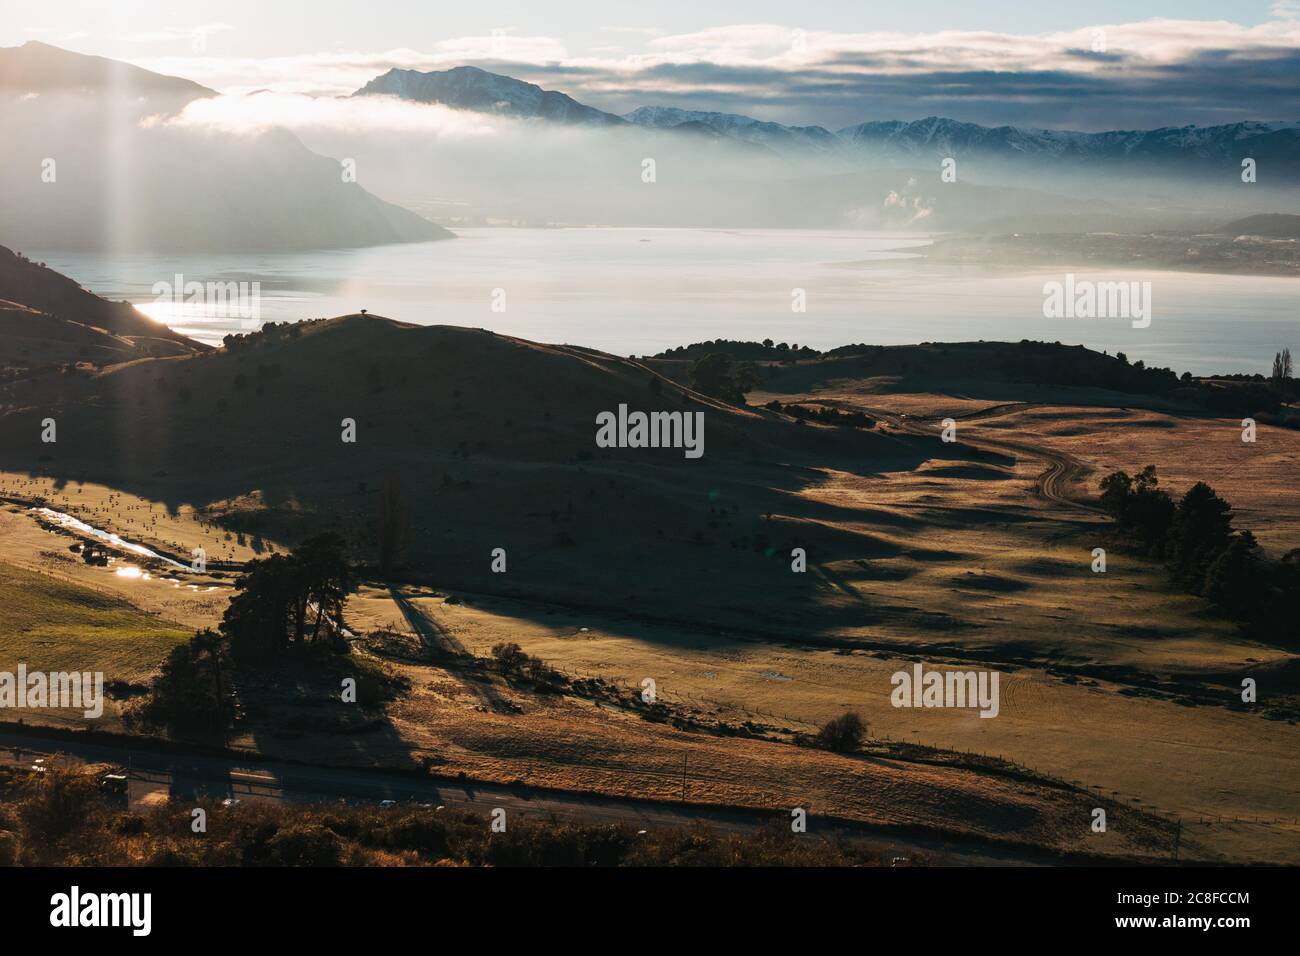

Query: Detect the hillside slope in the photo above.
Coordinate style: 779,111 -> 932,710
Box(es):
0,314 -> 982,632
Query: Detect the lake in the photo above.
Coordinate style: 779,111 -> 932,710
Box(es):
32,227 -> 1299,376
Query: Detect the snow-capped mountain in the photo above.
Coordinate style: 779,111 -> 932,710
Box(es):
623,106 -> 842,155
355,66 -> 626,126
345,61 -> 1300,191
621,105 -> 1300,174
834,116 -> 1300,164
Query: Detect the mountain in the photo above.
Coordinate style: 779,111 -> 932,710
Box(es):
0,40 -> 212,103
835,116 -> 1300,167
624,105 -> 1300,175
624,106 -> 841,155
0,43 -> 453,252
355,66 -> 626,126
1219,213 -> 1300,237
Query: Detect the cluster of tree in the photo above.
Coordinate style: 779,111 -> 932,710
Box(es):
221,320 -> 306,351
1213,348 -> 1294,398
653,339 -> 821,362
689,353 -> 760,404
1196,381 -> 1283,417
1099,466 -> 1300,641
220,532 -> 354,659
1270,348 -> 1296,400
763,400 -> 875,429
995,340 -> 1183,394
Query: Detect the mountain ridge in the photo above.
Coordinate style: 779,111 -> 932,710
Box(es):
351,63 -> 1300,175
355,65 -> 626,126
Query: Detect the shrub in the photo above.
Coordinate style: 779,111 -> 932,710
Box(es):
265,825 -> 344,866
815,712 -> 866,753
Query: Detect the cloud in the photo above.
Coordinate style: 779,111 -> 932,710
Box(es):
151,91 -> 504,138
123,17 -> 1300,130
124,23 -> 234,44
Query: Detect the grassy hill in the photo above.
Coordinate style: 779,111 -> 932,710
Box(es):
0,314 -> 981,633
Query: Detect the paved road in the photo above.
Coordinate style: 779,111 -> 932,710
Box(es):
0,729 -> 1054,865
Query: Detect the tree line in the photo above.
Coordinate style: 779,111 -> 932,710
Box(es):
1099,466 -> 1299,643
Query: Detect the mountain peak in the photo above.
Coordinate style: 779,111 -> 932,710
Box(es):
0,40 -> 214,98
354,65 -> 625,126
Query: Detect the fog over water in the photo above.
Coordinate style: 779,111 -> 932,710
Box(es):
33,228 -> 1299,376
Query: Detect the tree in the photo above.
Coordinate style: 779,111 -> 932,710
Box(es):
1203,531 -> 1262,615
221,553 -> 300,656
296,532 -> 354,641
1169,482 -> 1235,592
131,631 -> 236,736
1098,470 -> 1133,521
1271,348 -> 1293,384
220,536 -> 354,656
491,642 -> 529,674
1099,465 -> 1173,552
689,353 -> 759,404
192,628 -> 227,709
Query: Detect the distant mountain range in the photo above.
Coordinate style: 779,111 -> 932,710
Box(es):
356,64 -> 1300,175
832,116 -> 1300,168
2,44 -> 1296,246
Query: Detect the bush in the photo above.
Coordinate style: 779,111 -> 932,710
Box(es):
265,825 -> 344,867
18,760 -> 104,842
815,712 -> 866,752
491,642 -> 529,673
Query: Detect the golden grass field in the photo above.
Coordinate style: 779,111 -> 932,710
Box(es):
1,323 -> 1296,863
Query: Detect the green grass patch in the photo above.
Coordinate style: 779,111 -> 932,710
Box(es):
0,562 -> 189,681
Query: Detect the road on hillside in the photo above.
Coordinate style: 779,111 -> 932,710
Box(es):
823,399 -> 1106,516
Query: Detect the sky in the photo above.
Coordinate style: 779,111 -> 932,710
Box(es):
4,0 -> 1300,129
